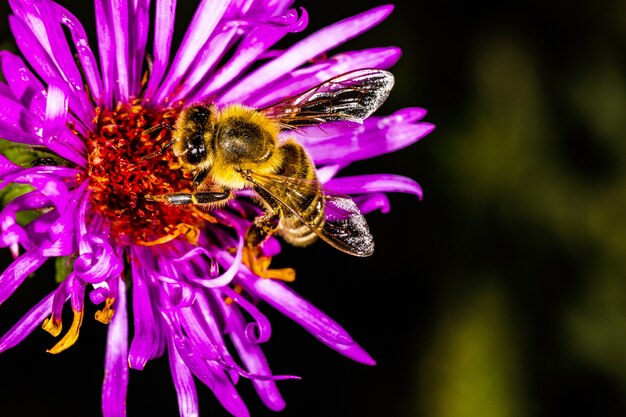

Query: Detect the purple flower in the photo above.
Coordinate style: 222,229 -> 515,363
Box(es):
0,1 -> 434,416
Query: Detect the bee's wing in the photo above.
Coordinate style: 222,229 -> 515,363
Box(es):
246,172 -> 374,257
259,69 -> 394,129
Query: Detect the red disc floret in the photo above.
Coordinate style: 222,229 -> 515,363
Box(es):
84,99 -> 201,245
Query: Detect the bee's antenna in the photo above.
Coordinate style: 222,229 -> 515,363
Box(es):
142,122 -> 175,136
141,123 -> 177,160
142,138 -> 177,160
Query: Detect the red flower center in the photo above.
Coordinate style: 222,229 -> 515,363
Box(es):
83,99 -> 205,245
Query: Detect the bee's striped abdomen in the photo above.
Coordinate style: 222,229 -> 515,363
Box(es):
269,140 -> 323,247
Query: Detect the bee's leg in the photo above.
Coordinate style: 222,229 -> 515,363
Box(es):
244,212 -> 279,248
146,190 -> 232,206
192,169 -> 210,188
242,213 -> 295,282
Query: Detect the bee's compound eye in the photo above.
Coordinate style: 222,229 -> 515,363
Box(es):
185,135 -> 207,165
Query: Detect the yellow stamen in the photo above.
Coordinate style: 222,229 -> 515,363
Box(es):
224,284 -> 244,305
42,316 -> 62,337
46,310 -> 84,354
242,247 -> 295,282
139,222 -> 200,246
95,297 -> 115,324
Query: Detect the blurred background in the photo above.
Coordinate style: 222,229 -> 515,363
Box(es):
1,0 -> 625,416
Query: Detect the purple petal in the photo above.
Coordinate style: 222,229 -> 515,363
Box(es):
296,108 -> 435,165
43,81 -> 87,167
0,247 -> 47,305
327,174 -> 423,199
167,336 -> 199,417
102,276 -> 129,417
219,285 -> 272,344
8,0 -> 93,120
186,236 -> 243,288
0,51 -> 46,118
0,154 -> 24,177
251,47 -> 402,108
212,373 -> 251,417
154,0 -> 231,103
74,197 -> 123,283
353,193 -> 391,215
0,290 -> 54,352
129,0 -> 151,96
226,306 -> 286,411
0,168 -> 73,214
128,255 -> 162,370
196,8 -> 308,100
172,26 -> 239,102
94,0 -> 114,107
0,93 -> 43,145
52,3 -> 104,102
144,0 -> 177,100
166,317 -> 216,389
0,192 -> 50,250
108,0 -> 130,101
218,5 -> 394,104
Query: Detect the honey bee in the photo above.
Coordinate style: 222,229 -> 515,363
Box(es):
146,69 -> 394,257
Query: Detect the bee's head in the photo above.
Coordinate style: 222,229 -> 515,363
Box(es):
173,104 -> 216,167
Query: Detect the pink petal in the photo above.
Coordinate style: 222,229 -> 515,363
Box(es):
154,0 -> 231,103
251,47 -> 402,108
102,276 -> 129,417
167,336 -> 199,417
0,291 -> 54,352
218,5 -> 394,104
144,0 -> 177,100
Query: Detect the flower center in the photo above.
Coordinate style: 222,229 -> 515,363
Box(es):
84,99 -> 204,245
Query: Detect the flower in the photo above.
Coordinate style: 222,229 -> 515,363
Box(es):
0,1 -> 434,416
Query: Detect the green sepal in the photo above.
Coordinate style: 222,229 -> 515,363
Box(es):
55,256 -> 75,284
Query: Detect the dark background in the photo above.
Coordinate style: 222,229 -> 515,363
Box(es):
1,1 -> 626,416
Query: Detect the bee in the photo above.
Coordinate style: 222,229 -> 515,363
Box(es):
146,69 -> 394,257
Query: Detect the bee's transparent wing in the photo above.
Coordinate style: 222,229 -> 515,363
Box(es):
246,172 -> 374,257
259,69 -> 394,129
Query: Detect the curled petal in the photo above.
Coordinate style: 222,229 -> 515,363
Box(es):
220,285 -> 272,344
225,306 -> 286,411
187,235 -> 243,288
0,191 -> 50,249
89,281 -> 110,304
74,239 -> 123,284
219,5 -> 394,104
